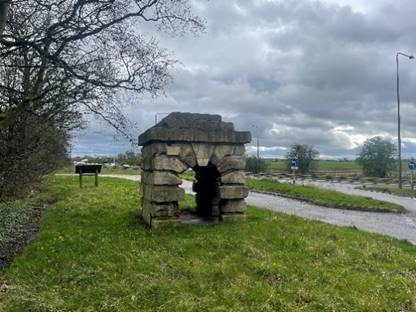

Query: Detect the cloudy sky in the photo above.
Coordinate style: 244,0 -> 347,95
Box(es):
71,0 -> 416,159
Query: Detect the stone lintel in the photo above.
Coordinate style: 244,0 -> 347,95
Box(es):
139,128 -> 251,146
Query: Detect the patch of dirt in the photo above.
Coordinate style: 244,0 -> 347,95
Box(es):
0,204 -> 46,271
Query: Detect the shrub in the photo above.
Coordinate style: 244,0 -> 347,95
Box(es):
245,157 -> 267,173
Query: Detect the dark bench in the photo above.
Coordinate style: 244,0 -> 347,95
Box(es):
75,164 -> 102,187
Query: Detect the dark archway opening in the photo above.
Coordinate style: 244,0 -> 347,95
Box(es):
192,163 -> 220,218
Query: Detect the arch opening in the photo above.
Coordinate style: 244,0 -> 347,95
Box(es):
192,163 -> 220,218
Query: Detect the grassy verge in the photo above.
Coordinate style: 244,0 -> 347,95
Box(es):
0,179 -> 64,270
1,176 -> 416,311
360,185 -> 416,198
247,178 -> 405,213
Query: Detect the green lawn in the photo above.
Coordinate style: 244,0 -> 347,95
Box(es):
1,176 -> 416,311
247,178 -> 405,213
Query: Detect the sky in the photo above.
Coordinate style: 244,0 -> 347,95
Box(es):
71,0 -> 416,159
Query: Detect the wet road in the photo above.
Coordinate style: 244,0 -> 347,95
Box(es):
64,174 -> 416,244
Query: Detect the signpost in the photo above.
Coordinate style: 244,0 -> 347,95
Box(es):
409,161 -> 416,191
291,159 -> 298,184
75,164 -> 102,188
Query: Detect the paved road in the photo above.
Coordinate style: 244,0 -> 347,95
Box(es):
66,174 -> 416,244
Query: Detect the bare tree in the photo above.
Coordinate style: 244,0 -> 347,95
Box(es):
0,0 -> 204,200
0,0 -> 203,133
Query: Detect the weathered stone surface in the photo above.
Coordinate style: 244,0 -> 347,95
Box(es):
142,209 -> 152,226
210,144 -> 234,165
142,143 -> 167,158
138,112 -> 251,228
142,200 -> 178,217
142,155 -> 187,173
192,143 -> 215,166
220,170 -> 245,184
142,171 -> 182,186
176,144 -> 197,168
211,145 -> 245,165
142,185 -> 185,202
166,144 -> 181,156
138,112 -> 251,145
219,185 -> 249,199
221,199 -> 246,213
217,156 -> 245,173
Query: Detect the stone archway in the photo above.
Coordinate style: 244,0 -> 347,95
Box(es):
139,113 -> 251,228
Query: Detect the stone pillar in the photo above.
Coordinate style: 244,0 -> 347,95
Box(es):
141,143 -> 187,228
217,154 -> 249,220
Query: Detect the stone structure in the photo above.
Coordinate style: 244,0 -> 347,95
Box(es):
139,112 -> 251,228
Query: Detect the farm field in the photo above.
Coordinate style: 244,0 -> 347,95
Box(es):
1,176 -> 415,311
360,185 -> 416,198
267,159 -> 361,171
267,159 -> 414,173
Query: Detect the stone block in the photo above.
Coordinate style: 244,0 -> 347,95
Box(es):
192,143 -> 215,166
221,199 -> 246,213
166,144 -> 181,156
178,144 -> 197,168
142,171 -> 182,186
142,208 -> 152,226
142,200 -> 178,217
211,144 -> 246,165
142,185 -> 185,203
220,170 -> 245,184
141,143 -> 167,158
219,185 -> 249,199
217,156 -> 245,173
142,155 -> 187,173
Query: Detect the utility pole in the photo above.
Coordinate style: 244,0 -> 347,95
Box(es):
396,52 -> 414,189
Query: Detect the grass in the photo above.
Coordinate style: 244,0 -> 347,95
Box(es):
246,178 -> 405,213
360,185 -> 416,198
1,176 -> 416,311
179,170 -> 195,181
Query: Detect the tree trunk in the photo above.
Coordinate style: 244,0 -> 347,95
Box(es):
0,1 -> 10,36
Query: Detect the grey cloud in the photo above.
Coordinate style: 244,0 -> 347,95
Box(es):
72,0 -> 416,159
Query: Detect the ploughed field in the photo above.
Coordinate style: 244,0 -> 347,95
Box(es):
1,176 -> 415,311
